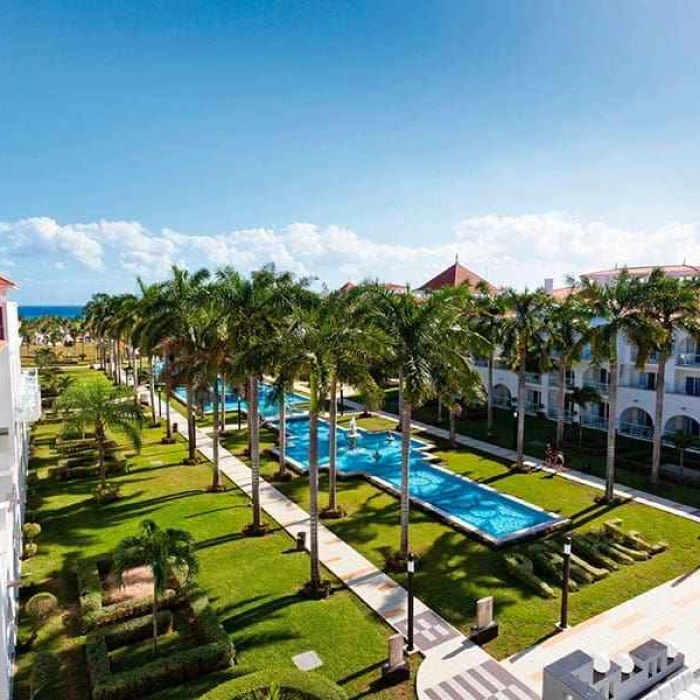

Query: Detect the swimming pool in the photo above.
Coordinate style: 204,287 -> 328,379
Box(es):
272,416 -> 565,546
173,382 -> 308,419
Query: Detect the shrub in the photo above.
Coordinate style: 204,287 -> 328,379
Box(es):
94,482 -> 121,504
23,543 -> 38,559
198,670 -> 349,700
29,651 -> 60,699
103,611 -> 173,650
26,592 -> 59,639
504,553 -> 555,599
23,522 -> 42,542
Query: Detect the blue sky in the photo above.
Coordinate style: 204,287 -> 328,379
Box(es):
2,1 -> 700,303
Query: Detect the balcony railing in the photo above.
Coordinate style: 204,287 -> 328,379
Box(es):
546,407 -> 575,421
525,372 -> 541,384
16,368 -> 42,423
550,375 -> 576,388
619,378 -> 656,391
492,396 -> 512,409
473,358 -> 488,367
618,420 -> 654,440
525,402 -> 544,414
677,353 -> 700,367
580,415 -> 609,431
630,349 -> 660,364
583,379 -> 610,393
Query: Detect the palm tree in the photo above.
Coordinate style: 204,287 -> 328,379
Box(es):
471,287 -> 506,436
578,270 -> 653,501
569,384 -> 602,446
58,379 -> 144,489
548,294 -> 593,449
639,269 -> 700,486
368,284 -> 485,558
113,520 -> 198,653
500,289 -> 552,470
218,265 -> 302,535
668,430 -> 697,481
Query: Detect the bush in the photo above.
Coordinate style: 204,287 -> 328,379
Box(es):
23,543 -> 38,559
103,610 -> 173,650
198,670 -> 349,700
26,592 -> 59,638
23,522 -> 42,542
94,482 -> 121,504
504,553 -> 555,599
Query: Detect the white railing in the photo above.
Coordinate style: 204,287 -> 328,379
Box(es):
677,352 -> 700,367
580,415 -> 609,431
547,407 -> 575,421
583,379 -> 610,393
16,369 -> 41,423
618,420 -> 653,440
492,396 -> 512,409
525,372 -> 541,384
550,374 -> 576,388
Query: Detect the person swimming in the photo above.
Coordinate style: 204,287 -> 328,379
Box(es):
373,449 -> 381,462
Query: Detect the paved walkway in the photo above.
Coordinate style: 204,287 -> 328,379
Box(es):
338,396 -> 700,527
157,396 -> 535,700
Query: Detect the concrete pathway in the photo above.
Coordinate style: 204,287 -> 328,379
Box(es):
158,397 -> 535,700
339,397 -> 700,528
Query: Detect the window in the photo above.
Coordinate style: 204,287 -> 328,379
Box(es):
642,372 -> 656,390
0,307 -> 5,341
686,377 -> 700,397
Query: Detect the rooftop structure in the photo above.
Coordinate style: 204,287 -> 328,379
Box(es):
419,259 -> 497,294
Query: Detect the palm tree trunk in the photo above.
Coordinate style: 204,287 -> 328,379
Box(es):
328,376 -> 338,512
309,371 -> 321,588
148,356 -> 157,428
278,392 -> 287,477
449,406 -> 456,447
651,350 -> 667,487
486,352 -> 494,434
186,381 -> 196,462
211,376 -> 220,490
556,362 -> 567,449
97,420 -> 106,489
132,348 -> 139,405
605,354 -> 619,501
516,353 -> 526,469
249,375 -> 262,531
165,385 -> 172,441
399,397 -> 412,558
396,369 -> 404,430
116,342 -> 121,384
437,398 -> 443,423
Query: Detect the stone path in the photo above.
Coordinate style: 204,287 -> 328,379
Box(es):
158,397 -> 532,699
339,397 -> 700,527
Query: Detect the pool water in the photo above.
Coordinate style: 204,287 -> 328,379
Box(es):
280,416 -> 559,543
173,382 -> 308,419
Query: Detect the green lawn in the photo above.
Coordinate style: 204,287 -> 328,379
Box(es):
15,367 -> 416,700
223,414 -> 700,660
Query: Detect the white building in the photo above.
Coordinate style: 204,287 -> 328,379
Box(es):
0,274 -> 41,700
475,265 -> 700,443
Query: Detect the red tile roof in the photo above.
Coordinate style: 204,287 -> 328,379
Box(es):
339,281 -> 357,293
0,273 -> 17,290
419,262 -> 497,294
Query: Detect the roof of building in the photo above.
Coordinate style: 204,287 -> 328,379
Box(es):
419,261 -> 497,294
0,273 -> 17,290
584,264 -> 700,279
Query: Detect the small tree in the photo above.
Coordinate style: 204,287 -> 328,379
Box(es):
25,592 -> 58,644
58,379 -> 143,491
113,520 -> 198,653
30,652 -> 60,699
669,430 -> 697,482
22,522 -> 42,559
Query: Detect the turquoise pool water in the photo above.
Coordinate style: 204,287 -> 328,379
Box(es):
279,416 -> 560,543
173,383 -> 308,418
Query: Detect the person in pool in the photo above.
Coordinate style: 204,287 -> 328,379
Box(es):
373,449 -> 381,462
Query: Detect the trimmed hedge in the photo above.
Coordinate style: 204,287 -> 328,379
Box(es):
48,459 -> 127,481
103,610 -> 173,650
198,670 -> 348,700
77,557 -> 177,632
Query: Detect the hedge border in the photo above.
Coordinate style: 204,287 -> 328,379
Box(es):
198,669 -> 348,700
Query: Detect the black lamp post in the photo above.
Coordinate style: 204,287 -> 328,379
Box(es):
558,536 -> 572,630
512,408 -> 518,451
406,552 -> 416,652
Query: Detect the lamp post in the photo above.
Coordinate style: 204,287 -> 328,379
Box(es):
406,552 -> 416,652
558,536 -> 572,630
512,408 -> 518,451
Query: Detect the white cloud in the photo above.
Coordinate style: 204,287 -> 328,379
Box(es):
1,213 -> 700,301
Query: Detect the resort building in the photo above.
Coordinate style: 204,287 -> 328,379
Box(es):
472,264 -> 700,446
0,274 -> 41,700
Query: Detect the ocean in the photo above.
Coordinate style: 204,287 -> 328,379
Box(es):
19,305 -> 84,320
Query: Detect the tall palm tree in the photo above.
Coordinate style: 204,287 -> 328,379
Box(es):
218,265 -> 302,535
500,289 -> 553,470
113,520 -> 198,653
471,287 -> 506,436
578,270 -> 653,501
639,268 -> 700,486
368,284 -> 485,558
58,379 -> 144,489
548,294 -> 593,449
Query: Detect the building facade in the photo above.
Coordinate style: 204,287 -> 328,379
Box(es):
473,265 -> 700,444
0,275 -> 41,700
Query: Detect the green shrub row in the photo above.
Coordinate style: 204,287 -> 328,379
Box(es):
103,610 -> 173,650
48,460 -> 127,481
198,669 -> 348,700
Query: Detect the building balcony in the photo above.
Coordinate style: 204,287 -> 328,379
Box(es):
583,379 -> 610,393
630,349 -> 660,364
619,379 -> 656,391
676,352 -> 700,367
525,372 -> 541,384
546,406 -> 575,421
550,374 -> 576,388
580,415 -> 609,431
525,401 -> 544,415
618,420 -> 654,440
16,368 -> 41,423
492,396 -> 512,409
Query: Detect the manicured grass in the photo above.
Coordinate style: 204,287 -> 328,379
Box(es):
224,415 -> 700,660
15,367 -> 416,700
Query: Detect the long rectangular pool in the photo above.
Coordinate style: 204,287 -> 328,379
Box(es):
173,383 -> 308,419
272,416 -> 566,546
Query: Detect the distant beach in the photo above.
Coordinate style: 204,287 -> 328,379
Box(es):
19,305 -> 84,320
